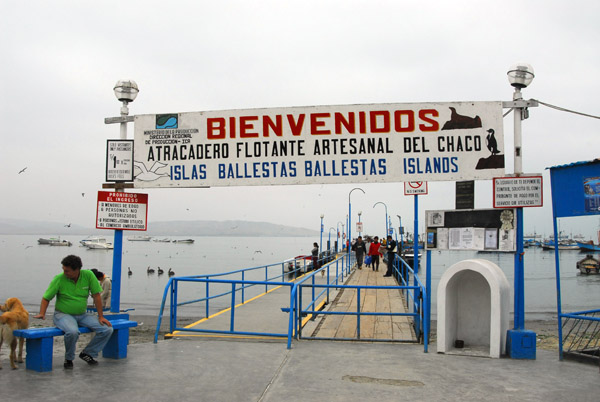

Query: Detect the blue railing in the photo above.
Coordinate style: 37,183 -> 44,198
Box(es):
154,250 -> 428,352
154,251 -> 352,343
292,253 -> 428,350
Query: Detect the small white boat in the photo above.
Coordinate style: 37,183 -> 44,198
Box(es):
153,238 -> 172,243
172,239 -> 194,244
80,236 -> 107,247
128,235 -> 152,241
84,237 -> 114,250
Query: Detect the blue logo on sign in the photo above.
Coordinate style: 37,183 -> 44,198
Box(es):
156,114 -> 178,129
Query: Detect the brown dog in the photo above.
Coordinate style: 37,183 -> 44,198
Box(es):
0,297 -> 29,369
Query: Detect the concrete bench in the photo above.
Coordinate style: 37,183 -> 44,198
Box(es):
13,314 -> 137,372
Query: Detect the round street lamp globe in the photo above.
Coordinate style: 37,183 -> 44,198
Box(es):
507,63 -> 535,89
113,79 -> 139,103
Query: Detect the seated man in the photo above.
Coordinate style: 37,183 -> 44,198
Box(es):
34,255 -> 113,369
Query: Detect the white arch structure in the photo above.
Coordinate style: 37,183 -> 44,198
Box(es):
437,259 -> 510,358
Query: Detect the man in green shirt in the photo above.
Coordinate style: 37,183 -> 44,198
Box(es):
34,255 -> 113,369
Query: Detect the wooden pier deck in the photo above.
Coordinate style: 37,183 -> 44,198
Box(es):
307,265 -> 417,342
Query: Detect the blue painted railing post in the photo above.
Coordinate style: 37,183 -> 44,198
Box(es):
426,249 -> 432,350
110,229 -> 123,313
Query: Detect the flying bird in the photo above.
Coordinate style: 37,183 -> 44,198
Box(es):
18,167 -> 27,174
64,223 -> 71,228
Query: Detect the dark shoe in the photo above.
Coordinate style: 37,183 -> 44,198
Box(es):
64,359 -> 73,369
79,352 -> 98,365
383,274 -> 392,277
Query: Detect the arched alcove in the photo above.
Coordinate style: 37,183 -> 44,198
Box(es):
437,259 -> 510,358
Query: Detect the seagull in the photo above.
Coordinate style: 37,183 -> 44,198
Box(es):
18,167 -> 27,174
64,223 -> 71,227
157,267 -> 164,275
168,268 -> 175,276
82,193 -> 85,197
254,250 -> 262,254
128,267 -> 132,276
147,266 -> 155,274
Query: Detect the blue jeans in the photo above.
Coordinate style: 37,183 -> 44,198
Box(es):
53,312 -> 114,361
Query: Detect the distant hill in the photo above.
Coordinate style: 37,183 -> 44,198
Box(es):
0,218 -> 317,237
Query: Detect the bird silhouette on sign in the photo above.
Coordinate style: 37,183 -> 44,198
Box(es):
18,167 -> 27,174
441,107 -> 482,130
134,161 -> 170,181
486,129 -> 500,155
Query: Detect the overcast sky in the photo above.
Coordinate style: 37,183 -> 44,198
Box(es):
1,1 -> 598,239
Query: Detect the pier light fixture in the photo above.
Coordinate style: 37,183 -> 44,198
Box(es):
506,62 -> 537,359
113,79 -> 139,103
507,64 -> 535,89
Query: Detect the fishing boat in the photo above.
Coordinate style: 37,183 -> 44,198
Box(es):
128,235 -> 152,241
172,239 -> 194,244
49,240 -> 72,247
38,237 -> 61,245
541,241 -> 580,251
285,255 -> 313,273
576,242 -> 600,253
576,254 -> 600,274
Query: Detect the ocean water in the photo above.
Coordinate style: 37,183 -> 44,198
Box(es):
1,234 -> 599,319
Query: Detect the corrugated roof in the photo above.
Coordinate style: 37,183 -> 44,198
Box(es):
546,158 -> 600,170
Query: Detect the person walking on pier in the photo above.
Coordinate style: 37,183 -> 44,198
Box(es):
34,255 -> 113,369
352,236 -> 367,270
368,236 -> 382,271
384,235 -> 397,277
311,242 -> 319,271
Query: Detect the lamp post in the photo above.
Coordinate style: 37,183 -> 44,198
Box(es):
358,211 -> 362,237
319,214 -> 324,262
397,215 -> 403,253
107,79 -> 139,313
373,201 -> 389,237
337,221 -> 344,252
329,227 -> 335,254
506,63 -> 536,359
349,188 -> 365,269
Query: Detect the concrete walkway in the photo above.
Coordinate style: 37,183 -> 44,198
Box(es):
2,337 -> 599,401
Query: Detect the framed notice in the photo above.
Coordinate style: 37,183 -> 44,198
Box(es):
106,140 -> 134,182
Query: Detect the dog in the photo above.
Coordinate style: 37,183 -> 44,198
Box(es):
0,297 -> 29,369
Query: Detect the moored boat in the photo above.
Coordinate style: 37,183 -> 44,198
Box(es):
577,254 -> 600,274
172,239 -> 194,244
153,238 -> 172,242
38,237 -> 61,245
128,235 -> 152,241
49,240 -> 72,246
576,242 -> 600,253
80,236 -> 107,247
83,237 -> 114,249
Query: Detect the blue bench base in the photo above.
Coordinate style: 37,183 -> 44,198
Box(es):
13,315 -> 137,372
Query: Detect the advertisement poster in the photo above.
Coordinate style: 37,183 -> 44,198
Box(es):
133,102 -> 504,188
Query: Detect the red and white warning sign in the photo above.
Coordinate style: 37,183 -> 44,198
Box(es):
96,191 -> 148,230
404,181 -> 428,195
